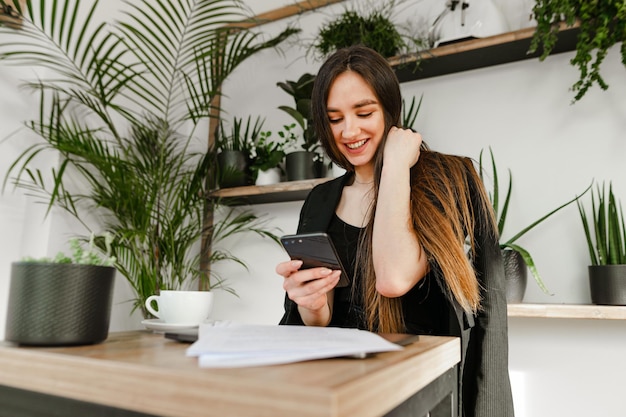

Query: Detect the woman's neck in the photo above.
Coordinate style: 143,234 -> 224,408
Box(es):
353,165 -> 374,186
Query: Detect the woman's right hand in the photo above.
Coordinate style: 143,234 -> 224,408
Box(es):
276,260 -> 341,326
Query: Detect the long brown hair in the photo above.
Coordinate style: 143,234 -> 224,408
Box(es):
312,45 -> 498,333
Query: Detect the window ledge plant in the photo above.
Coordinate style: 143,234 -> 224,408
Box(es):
529,0 -> 626,102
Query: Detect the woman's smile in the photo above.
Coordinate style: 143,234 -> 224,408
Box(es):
345,138 -> 369,150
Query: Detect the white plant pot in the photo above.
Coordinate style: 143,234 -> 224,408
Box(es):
431,0 -> 510,48
255,167 -> 281,185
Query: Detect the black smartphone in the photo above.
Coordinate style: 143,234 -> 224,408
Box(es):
280,232 -> 350,287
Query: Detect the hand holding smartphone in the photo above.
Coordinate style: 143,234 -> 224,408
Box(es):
280,232 -> 350,287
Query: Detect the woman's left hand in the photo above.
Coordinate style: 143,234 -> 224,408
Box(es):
384,127 -> 423,168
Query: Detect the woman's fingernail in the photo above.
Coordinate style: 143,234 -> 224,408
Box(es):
291,260 -> 303,268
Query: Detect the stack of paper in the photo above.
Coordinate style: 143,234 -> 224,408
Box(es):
186,322 -> 402,368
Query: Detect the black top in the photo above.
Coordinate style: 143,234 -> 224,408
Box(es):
328,213 -> 449,335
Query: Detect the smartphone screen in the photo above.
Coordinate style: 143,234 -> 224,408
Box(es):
280,232 -> 350,287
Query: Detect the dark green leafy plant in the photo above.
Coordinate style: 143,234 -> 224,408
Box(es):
479,147 -> 590,293
277,73 -> 321,157
311,0 -> 426,60
578,182 -> 626,265
216,115 -> 264,154
529,0 -> 626,102
0,0 -> 294,314
315,9 -> 404,58
401,95 -> 424,129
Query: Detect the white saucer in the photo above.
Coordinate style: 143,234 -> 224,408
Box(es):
141,319 -> 199,332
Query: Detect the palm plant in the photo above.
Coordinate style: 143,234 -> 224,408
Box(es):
0,0 -> 296,315
479,147 -> 590,293
578,182 -> 626,266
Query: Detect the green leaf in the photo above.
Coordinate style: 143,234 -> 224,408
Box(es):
501,243 -> 552,295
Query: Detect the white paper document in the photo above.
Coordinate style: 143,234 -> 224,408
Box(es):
186,322 -> 402,368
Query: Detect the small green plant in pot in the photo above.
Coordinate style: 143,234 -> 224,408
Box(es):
215,115 -> 264,188
277,74 -> 326,180
5,234 -> 117,346
578,181 -> 626,305
479,147 -> 590,302
250,130 -> 287,185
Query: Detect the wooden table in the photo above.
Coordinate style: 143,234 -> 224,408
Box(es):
0,331 -> 460,417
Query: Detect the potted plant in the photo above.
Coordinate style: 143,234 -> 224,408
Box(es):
215,115 -> 263,188
479,147 -> 590,302
0,0 -> 294,316
277,73 -> 327,181
250,129 -> 287,185
528,0 -> 626,102
5,234 -> 117,346
578,181 -> 626,305
310,0 -> 426,60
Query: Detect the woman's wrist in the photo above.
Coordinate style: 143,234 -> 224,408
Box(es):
298,300 -> 332,327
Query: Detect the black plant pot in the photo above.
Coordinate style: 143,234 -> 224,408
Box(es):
588,265 -> 626,305
502,249 -> 527,303
286,151 -> 322,181
5,262 -> 116,346
217,150 -> 251,188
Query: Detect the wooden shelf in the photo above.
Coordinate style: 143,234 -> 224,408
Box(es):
508,303 -> 626,320
390,24 -> 580,82
245,2 -> 580,83
210,177 -> 332,205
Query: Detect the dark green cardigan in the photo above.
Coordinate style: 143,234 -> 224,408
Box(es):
279,165 -> 514,417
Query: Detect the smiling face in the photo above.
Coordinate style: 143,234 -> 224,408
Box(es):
326,71 -> 385,172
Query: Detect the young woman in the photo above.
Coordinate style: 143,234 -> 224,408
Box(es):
276,45 -> 514,417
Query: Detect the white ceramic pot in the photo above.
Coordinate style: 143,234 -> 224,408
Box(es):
255,167 -> 281,185
430,0 -> 510,48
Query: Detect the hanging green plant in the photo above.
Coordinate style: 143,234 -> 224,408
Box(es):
529,0 -> 626,102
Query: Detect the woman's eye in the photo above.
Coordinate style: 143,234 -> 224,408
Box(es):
328,117 -> 342,124
358,112 -> 373,118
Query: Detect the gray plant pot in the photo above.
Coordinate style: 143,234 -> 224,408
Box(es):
502,249 -> 527,303
5,262 -> 116,346
217,150 -> 251,188
589,265 -> 626,305
286,151 -> 325,181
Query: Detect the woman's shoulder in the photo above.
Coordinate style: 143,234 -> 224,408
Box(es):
297,174 -> 350,233
308,173 -> 350,198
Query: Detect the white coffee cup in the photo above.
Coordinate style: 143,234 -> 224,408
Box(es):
145,290 -> 213,325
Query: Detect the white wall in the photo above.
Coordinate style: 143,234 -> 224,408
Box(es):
1,1 -> 625,416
